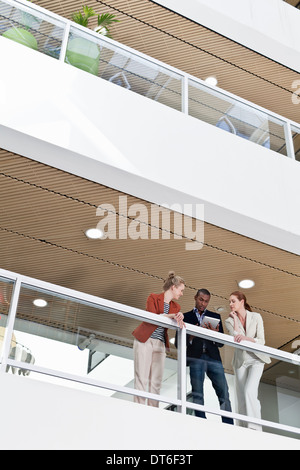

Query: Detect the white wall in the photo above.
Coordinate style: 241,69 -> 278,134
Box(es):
1,37 -> 300,254
155,0 -> 300,72
0,373 -> 299,450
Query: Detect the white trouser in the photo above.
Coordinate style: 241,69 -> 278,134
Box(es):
234,357 -> 264,431
133,338 -> 166,407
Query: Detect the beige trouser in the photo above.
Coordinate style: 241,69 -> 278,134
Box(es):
133,337 -> 166,407
234,357 -> 265,431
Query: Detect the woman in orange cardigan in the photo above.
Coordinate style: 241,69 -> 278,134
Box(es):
132,271 -> 185,406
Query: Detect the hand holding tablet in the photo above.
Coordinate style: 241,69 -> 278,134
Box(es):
202,316 -> 220,330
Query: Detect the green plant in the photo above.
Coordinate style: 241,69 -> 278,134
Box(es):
67,6 -> 99,76
66,5 -> 119,75
71,5 -> 119,38
94,13 -> 120,38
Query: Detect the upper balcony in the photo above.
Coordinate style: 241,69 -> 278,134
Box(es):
1,0 -> 300,255
31,0 -> 300,121
1,0 -> 299,160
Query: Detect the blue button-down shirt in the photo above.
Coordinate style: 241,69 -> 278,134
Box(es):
193,307 -> 207,350
193,307 -> 207,326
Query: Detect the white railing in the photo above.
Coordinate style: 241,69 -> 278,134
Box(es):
0,267 -> 299,438
0,0 -> 300,160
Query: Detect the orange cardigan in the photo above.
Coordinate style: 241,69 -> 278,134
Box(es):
132,292 -> 181,349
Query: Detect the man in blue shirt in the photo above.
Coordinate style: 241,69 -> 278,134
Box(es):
182,288 -> 233,424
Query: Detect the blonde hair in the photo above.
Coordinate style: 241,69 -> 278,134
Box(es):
163,271 -> 185,291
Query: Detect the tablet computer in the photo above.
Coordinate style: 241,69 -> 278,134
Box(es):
202,316 -> 220,329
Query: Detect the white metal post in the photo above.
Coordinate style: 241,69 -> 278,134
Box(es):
0,276 -> 21,373
284,121 -> 296,159
181,75 -> 189,114
59,20 -> 71,62
177,326 -> 187,414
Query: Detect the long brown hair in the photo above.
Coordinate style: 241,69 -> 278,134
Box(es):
230,291 -> 252,311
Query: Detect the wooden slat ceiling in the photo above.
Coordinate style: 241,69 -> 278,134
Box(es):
285,0 -> 300,8
0,150 -> 299,386
33,0 -> 300,124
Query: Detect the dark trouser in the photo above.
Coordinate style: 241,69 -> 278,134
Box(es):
189,354 -> 233,424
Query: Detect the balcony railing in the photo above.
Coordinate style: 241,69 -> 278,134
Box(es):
1,0 -> 300,161
0,267 -> 299,439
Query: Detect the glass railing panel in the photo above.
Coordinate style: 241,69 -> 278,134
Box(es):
8,283 -> 179,406
188,79 -> 288,155
10,283 -> 138,390
0,0 -> 65,59
0,275 -> 15,359
261,355 -> 300,438
182,328 -> 299,438
291,125 -> 300,162
66,26 -> 183,112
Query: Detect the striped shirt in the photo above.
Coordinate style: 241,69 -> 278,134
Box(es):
150,302 -> 170,343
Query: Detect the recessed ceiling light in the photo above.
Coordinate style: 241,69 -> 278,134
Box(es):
205,76 -> 218,87
33,298 -> 47,307
216,307 -> 225,312
85,228 -> 104,239
238,279 -> 255,289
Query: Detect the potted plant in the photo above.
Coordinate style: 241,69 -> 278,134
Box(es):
65,6 -> 100,75
2,0 -> 39,51
66,6 -> 119,76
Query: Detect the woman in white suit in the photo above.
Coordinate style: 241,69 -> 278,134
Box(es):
225,291 -> 271,431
